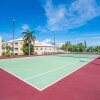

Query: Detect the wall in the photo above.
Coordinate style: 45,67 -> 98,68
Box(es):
0,37 -> 2,56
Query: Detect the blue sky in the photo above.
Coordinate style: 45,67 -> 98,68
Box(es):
0,0 -> 100,46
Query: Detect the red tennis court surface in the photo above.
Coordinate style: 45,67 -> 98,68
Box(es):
0,69 -> 39,100
0,57 -> 100,100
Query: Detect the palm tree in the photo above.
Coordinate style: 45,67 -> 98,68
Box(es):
22,29 -> 36,55
77,43 -> 85,52
1,40 -> 6,53
2,44 -> 6,51
60,41 -> 72,52
6,46 -> 12,54
84,40 -> 87,52
65,41 -> 71,52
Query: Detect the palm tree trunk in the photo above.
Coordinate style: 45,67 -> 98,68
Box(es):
29,43 -> 31,56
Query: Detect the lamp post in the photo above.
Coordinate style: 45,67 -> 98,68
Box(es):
12,19 -> 16,55
54,32 -> 56,54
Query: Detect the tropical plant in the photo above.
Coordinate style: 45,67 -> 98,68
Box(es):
66,41 -> 72,52
22,43 -> 34,55
2,43 -> 6,50
70,45 -> 78,52
87,47 -> 94,52
22,29 -> 36,55
95,46 -> 100,52
61,42 -> 85,52
61,41 -> 72,52
2,45 -> 12,56
77,43 -> 85,52
22,29 -> 36,43
5,46 -> 12,54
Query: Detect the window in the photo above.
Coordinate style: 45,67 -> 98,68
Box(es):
15,42 -> 18,44
15,53 -> 18,55
36,48 -> 38,50
20,42 -> 23,44
15,42 -> 18,46
15,48 -> 18,50
41,48 -> 43,50
45,48 -> 47,50
20,53 -> 23,55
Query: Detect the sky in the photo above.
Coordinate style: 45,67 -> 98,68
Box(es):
0,0 -> 100,46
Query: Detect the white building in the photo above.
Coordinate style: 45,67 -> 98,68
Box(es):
0,37 -> 2,56
6,38 -> 24,55
0,37 -> 58,55
34,40 -> 55,55
57,43 -> 65,47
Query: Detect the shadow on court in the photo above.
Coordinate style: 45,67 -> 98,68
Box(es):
80,57 -> 100,67
56,55 -> 96,59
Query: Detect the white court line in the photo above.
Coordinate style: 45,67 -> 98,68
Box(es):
0,68 -> 41,91
1,56 -> 96,91
25,61 -> 79,81
40,56 -> 100,90
0,61 -> 79,91
40,59 -> 96,91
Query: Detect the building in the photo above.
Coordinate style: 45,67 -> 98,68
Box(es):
34,40 -> 55,55
6,38 -> 24,55
57,43 -> 65,48
0,37 -> 57,55
0,37 -> 2,56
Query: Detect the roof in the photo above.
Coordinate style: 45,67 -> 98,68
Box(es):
0,36 -> 2,40
35,42 -> 54,47
7,38 -> 23,42
7,38 -> 54,47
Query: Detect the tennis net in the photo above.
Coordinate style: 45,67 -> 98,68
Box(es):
54,52 -> 100,59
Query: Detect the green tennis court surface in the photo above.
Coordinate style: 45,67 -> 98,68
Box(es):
0,54 -> 99,90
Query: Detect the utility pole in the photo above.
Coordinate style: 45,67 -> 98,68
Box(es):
12,19 -> 16,55
54,32 -> 56,54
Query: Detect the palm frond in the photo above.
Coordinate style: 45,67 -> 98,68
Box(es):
22,29 -> 36,44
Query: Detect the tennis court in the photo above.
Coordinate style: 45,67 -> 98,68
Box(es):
0,54 -> 99,91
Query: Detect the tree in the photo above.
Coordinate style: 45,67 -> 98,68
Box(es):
2,43 -> 6,50
60,41 -> 100,53
87,47 -> 94,52
84,40 -> 87,52
94,46 -> 100,52
1,40 -> 6,50
22,29 -> 36,55
2,45 -> 12,56
66,41 -> 72,52
22,43 -> 34,55
61,41 -> 72,52
5,46 -> 12,54
77,43 -> 85,52
71,45 -> 78,52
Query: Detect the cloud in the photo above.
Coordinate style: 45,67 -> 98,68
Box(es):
39,0 -> 100,32
0,33 -> 12,40
42,38 -> 51,43
36,26 -> 48,33
0,24 -> 31,41
21,24 -> 30,31
15,24 -> 30,37
92,36 -> 100,39
6,24 -> 30,41
88,41 -> 100,46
